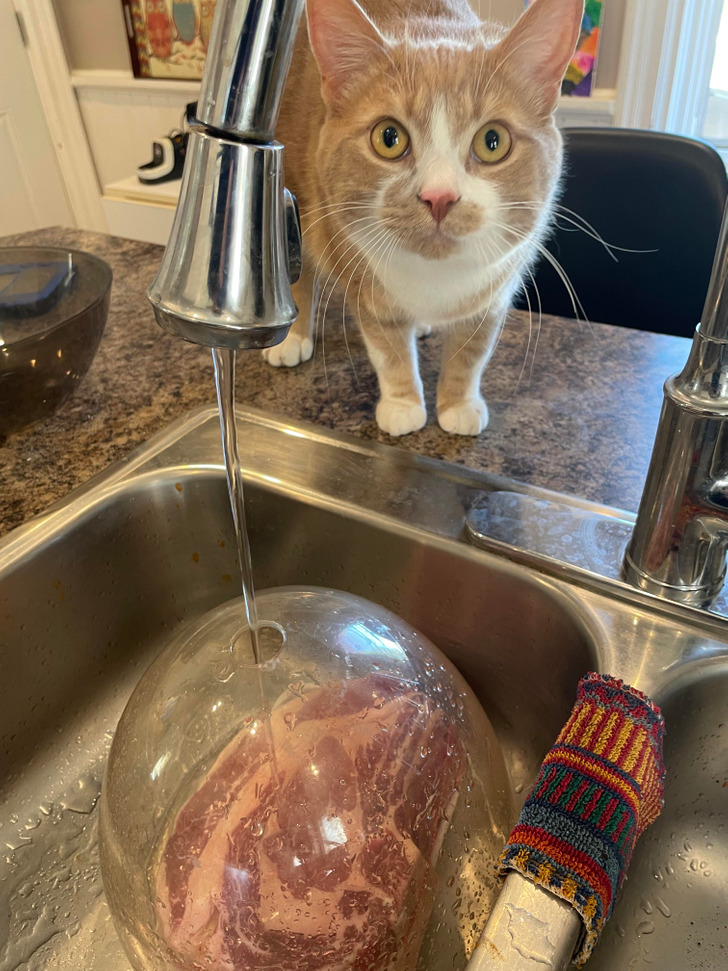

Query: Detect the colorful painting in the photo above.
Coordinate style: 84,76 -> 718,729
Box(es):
121,0 -> 218,79
525,0 -> 602,97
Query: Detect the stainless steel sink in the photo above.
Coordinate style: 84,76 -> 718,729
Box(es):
1,406 -> 727,969
587,662 -> 728,971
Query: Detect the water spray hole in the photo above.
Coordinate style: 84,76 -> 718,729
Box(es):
232,621 -> 285,666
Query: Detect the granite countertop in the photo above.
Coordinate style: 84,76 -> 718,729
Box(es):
0,227 -> 691,538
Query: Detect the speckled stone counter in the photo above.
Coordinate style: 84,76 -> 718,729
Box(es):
0,227 -> 691,537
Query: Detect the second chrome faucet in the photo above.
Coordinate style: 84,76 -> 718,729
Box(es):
625,199 -> 728,606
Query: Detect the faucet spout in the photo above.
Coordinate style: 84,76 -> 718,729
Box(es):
196,0 -> 304,143
624,199 -> 728,605
148,0 -> 305,350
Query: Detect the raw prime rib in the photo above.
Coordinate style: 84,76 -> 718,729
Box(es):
156,672 -> 465,970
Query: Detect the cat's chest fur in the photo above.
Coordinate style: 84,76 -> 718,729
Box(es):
373,245 -> 506,326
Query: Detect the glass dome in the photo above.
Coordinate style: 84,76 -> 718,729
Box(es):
99,587 -> 512,970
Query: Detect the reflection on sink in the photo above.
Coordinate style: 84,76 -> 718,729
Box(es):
589,664 -> 728,970
1,406 -> 727,969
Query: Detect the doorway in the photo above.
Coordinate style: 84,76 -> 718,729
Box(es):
0,0 -> 74,234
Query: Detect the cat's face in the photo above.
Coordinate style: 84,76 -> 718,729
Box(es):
307,0 -> 582,286
318,41 -> 562,265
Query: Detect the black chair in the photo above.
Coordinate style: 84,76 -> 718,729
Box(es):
520,128 -> 728,337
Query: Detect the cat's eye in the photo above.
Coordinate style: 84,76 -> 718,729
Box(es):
371,119 -> 410,160
472,123 -> 512,163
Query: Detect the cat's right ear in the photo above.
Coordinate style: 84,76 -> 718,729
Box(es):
307,0 -> 386,104
495,0 -> 583,112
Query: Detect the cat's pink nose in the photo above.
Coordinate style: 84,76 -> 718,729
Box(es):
419,188 -> 460,225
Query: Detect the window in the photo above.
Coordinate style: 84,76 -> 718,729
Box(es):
703,0 -> 728,158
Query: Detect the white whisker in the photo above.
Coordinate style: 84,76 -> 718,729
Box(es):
310,221 -> 382,368
518,264 -> 543,390
491,218 -> 592,328
500,201 -> 657,259
316,224 -> 388,389
323,226 -> 393,373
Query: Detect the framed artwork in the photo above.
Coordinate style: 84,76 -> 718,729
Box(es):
121,0 -> 218,80
525,0 -> 603,97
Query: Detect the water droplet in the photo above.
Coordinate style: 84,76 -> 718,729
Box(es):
60,772 -> 101,814
641,899 -> 653,915
655,897 -> 671,918
504,905 -> 557,965
215,663 -> 235,683
5,834 -> 32,851
636,920 -> 655,936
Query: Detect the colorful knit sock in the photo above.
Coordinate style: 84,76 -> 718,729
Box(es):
497,672 -> 665,966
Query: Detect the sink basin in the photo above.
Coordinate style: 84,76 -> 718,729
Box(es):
588,662 -> 728,970
1,406 -> 726,969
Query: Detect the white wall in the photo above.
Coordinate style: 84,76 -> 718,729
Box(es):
53,0 -> 130,71
74,81 -> 197,187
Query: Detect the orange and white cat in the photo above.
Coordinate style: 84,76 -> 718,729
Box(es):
265,0 -> 583,436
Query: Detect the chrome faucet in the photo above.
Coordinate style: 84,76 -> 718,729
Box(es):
624,199 -> 728,606
148,0 -> 305,350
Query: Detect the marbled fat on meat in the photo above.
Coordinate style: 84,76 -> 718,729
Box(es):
156,673 -> 465,969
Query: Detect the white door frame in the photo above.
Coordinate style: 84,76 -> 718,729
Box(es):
615,0 -> 724,135
13,0 -> 107,231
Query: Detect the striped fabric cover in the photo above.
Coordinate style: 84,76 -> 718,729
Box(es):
497,672 -> 666,966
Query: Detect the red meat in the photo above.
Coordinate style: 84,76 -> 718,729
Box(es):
156,673 -> 465,970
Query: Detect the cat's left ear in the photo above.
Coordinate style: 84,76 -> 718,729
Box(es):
307,0 -> 387,104
495,0 -> 584,111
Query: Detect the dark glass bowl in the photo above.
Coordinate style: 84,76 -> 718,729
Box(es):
0,246 -> 112,437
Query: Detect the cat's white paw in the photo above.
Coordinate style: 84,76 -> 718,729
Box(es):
376,399 -> 427,437
415,322 -> 432,338
262,333 -> 313,368
438,398 -> 489,435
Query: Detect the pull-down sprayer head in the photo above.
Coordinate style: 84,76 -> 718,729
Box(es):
148,0 -> 305,350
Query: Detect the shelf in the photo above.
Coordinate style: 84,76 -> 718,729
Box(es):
71,70 -> 201,97
104,175 -> 181,209
558,89 -> 616,115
